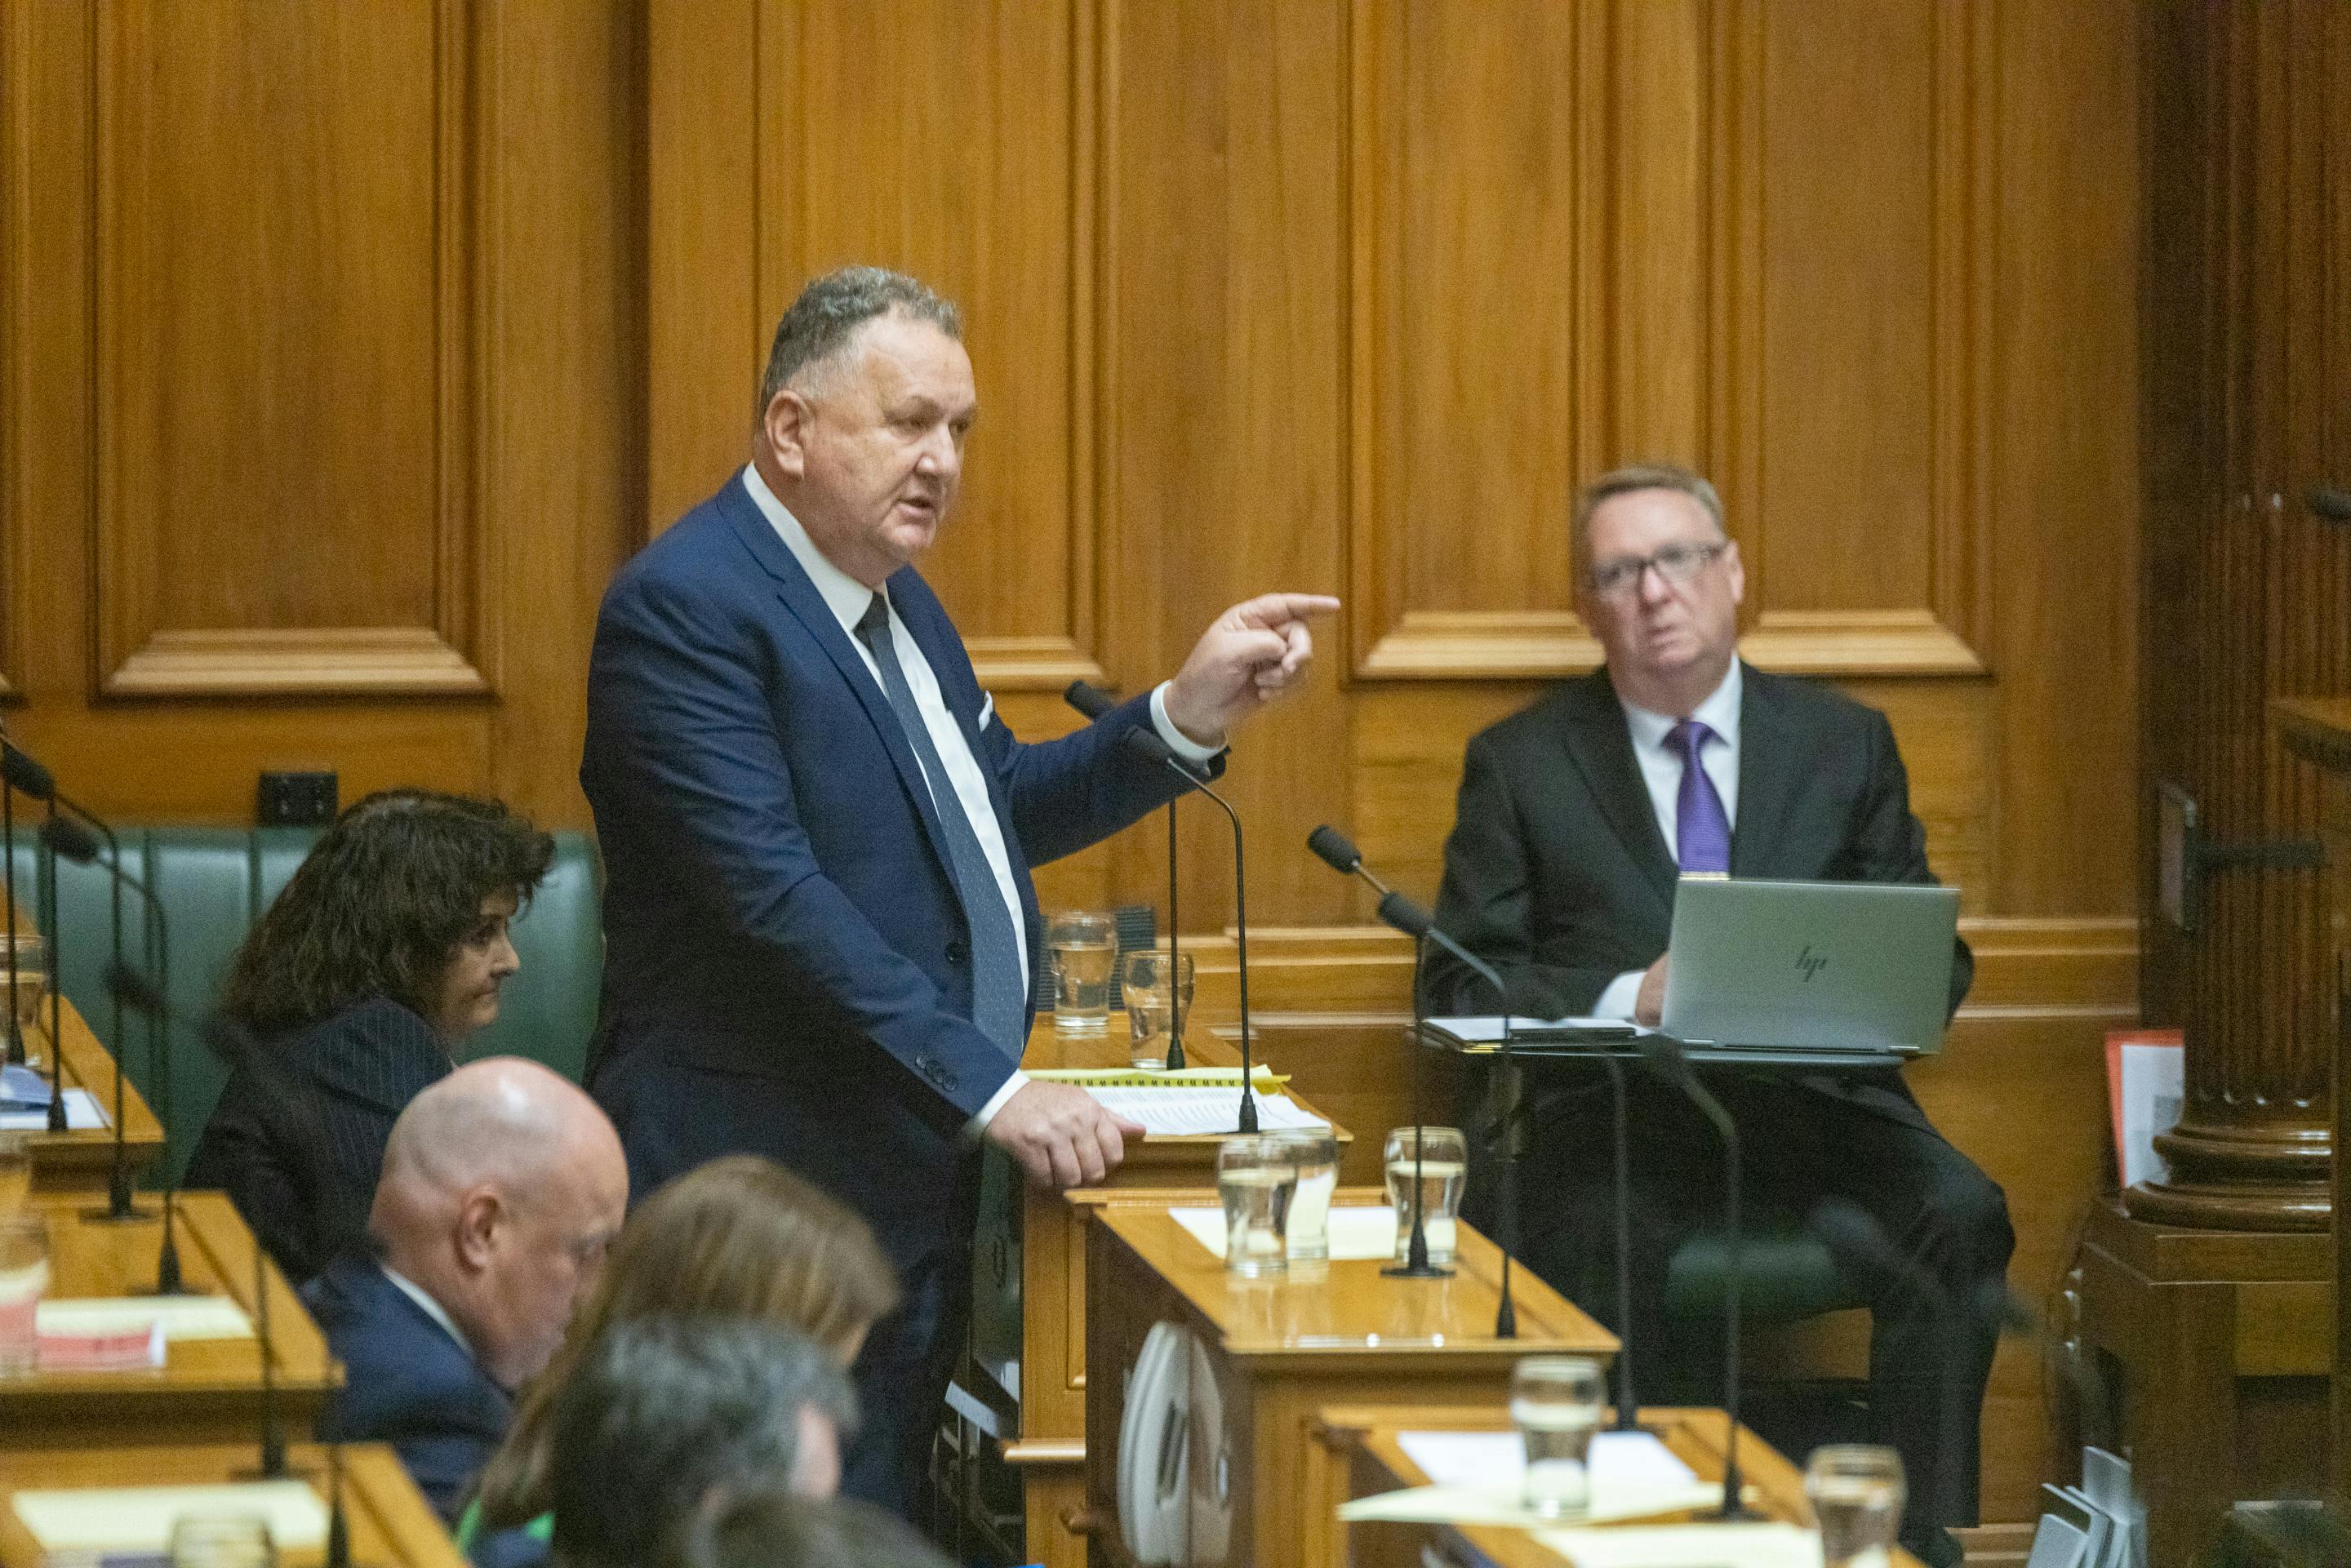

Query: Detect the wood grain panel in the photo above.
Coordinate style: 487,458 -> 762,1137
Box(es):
753,0 -> 1102,689
0,0 -> 31,697
92,0 -> 491,698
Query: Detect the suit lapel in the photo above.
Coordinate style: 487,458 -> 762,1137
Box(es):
717,487 -> 965,896
1730,662 -> 1806,877
1556,671 -> 1678,916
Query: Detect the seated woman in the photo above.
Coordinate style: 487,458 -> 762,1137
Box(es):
462,1154 -> 900,1567
184,789 -> 554,1283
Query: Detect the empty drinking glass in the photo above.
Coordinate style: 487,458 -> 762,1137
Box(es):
1215,1135 -> 1297,1278
1384,1126 -> 1467,1266
1513,1356 -> 1608,1517
1047,912 -> 1118,1030
1806,1444 -> 1905,1568
1122,949 -> 1193,1069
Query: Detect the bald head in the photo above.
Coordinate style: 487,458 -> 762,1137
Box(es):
372,1058 -> 628,1388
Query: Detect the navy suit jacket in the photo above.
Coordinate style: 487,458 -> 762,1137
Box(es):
579,474 -> 1197,1231
1424,663 -> 1970,1133
303,1253 -> 512,1523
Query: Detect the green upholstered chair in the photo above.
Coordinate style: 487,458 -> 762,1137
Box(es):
10,827 -> 602,1183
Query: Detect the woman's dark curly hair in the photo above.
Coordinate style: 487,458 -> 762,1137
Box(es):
219,789 -> 556,1038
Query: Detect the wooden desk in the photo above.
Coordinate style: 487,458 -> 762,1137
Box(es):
0,1442 -> 464,1568
989,1017 -> 1353,1568
1,1190 -> 339,1448
1317,1404 -> 1923,1568
1083,1202 -> 1614,1567
18,988 -> 167,1195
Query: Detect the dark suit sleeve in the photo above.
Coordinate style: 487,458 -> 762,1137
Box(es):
989,689 -> 1215,868
1845,709 -> 1973,1017
586,575 -> 1013,1127
184,1073 -> 326,1282
1424,735 -> 1624,1018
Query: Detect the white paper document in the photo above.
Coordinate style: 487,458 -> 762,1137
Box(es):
1084,1086 -> 1327,1135
1533,1521 -> 1823,1568
1171,1204 -> 1398,1261
0,1089 -> 106,1131
14,1481 -> 328,1552
38,1295 -> 255,1341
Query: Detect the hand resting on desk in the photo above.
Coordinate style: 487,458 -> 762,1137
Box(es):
984,1080 -> 1147,1188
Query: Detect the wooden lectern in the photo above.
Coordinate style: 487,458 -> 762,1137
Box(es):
1082,1203 -> 1613,1567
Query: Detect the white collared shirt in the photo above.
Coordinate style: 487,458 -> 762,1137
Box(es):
1591,660 -> 1743,1019
740,466 -> 1217,1126
380,1261 -> 470,1356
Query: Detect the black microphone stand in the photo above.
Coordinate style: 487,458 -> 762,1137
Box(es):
39,793 -> 64,1133
1602,1053 -> 1638,1429
1064,683 -> 1185,1070
1634,1033 -> 1757,1520
1383,931 -> 1446,1278
2,778 -> 20,1070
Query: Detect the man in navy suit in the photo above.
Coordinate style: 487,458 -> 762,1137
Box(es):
1424,464 -> 2009,1567
304,1058 -> 629,1521
580,266 -> 1335,1514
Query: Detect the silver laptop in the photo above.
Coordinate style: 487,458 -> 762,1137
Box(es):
1660,877 -> 1960,1055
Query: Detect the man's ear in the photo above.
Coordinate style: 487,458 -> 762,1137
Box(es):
454,1188 -> 504,1273
763,388 -> 815,481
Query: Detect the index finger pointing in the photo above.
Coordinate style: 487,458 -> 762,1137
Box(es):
1230,592 -> 1341,628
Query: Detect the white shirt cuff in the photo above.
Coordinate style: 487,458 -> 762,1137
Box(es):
1592,970 -> 1646,1021
969,1068 -> 1031,1135
1149,682 -> 1224,764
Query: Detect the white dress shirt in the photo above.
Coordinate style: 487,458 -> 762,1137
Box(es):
1590,660 -> 1743,1019
741,466 -> 1217,1126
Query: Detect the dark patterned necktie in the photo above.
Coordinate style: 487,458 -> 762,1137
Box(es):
1668,717 -> 1731,875
855,593 -> 1027,1059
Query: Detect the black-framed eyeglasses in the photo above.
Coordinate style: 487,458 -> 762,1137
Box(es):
1587,540 -> 1727,599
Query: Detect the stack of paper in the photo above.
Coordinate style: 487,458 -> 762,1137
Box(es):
14,1481 -> 327,1552
0,1088 -> 105,1132
1341,1430 -> 1724,1530
1082,1086 -> 1327,1135
1170,1204 -> 1398,1261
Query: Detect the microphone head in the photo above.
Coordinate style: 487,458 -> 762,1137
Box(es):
1,744 -> 54,803
2307,486 -> 2351,523
104,960 -> 171,1019
1306,824 -> 1362,875
1119,724 -> 1180,767
1375,890 -> 1434,939
1063,679 -> 1118,720
40,815 -> 100,866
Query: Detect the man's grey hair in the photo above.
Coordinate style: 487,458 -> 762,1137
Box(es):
548,1317 -> 859,1568
755,266 -> 962,420
1571,462 -> 1727,576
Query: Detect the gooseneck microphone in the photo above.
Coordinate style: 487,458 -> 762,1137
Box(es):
1068,683 -> 1257,1131
1633,1031 -> 1758,1520
1064,682 -> 1184,1069
0,744 -> 36,1068
2307,486 -> 2351,523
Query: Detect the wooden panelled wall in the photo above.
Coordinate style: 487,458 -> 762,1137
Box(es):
2,0 -> 2141,1529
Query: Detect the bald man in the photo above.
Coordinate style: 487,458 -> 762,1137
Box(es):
301,1058 -> 628,1520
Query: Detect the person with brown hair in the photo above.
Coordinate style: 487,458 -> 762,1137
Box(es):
458,1153 -> 900,1565
186,788 -> 557,1283
667,1490 -> 953,1568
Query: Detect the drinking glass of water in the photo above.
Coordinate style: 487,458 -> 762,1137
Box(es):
1513,1356 -> 1607,1517
0,1211 -> 50,1377
1215,1135 -> 1297,1277
1047,912 -> 1118,1030
1271,1130 -> 1339,1262
1121,949 -> 1193,1069
1383,1125 -> 1467,1266
1806,1444 -> 1905,1568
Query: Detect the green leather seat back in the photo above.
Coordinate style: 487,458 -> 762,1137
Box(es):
14,826 -> 602,1183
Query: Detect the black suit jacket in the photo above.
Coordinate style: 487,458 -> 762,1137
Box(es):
1424,663 -> 1969,1129
303,1252 -> 513,1521
184,997 -> 451,1285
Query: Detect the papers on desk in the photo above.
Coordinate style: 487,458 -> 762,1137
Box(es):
1534,1521 -> 1823,1567
38,1295 -> 255,1341
0,1088 -> 105,1130
1082,1085 -> 1327,1135
13,1481 -> 328,1552
1397,1429 -> 1699,1495
1344,1432 -> 1720,1530
1171,1204 -> 1397,1262
1031,1064 -> 1287,1089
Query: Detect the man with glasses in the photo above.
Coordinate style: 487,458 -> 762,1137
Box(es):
1423,463 -> 2010,1568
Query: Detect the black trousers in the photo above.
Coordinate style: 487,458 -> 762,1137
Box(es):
1466,1062 -> 2012,1556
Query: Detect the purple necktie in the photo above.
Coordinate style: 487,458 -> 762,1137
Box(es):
1668,718 -> 1731,874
